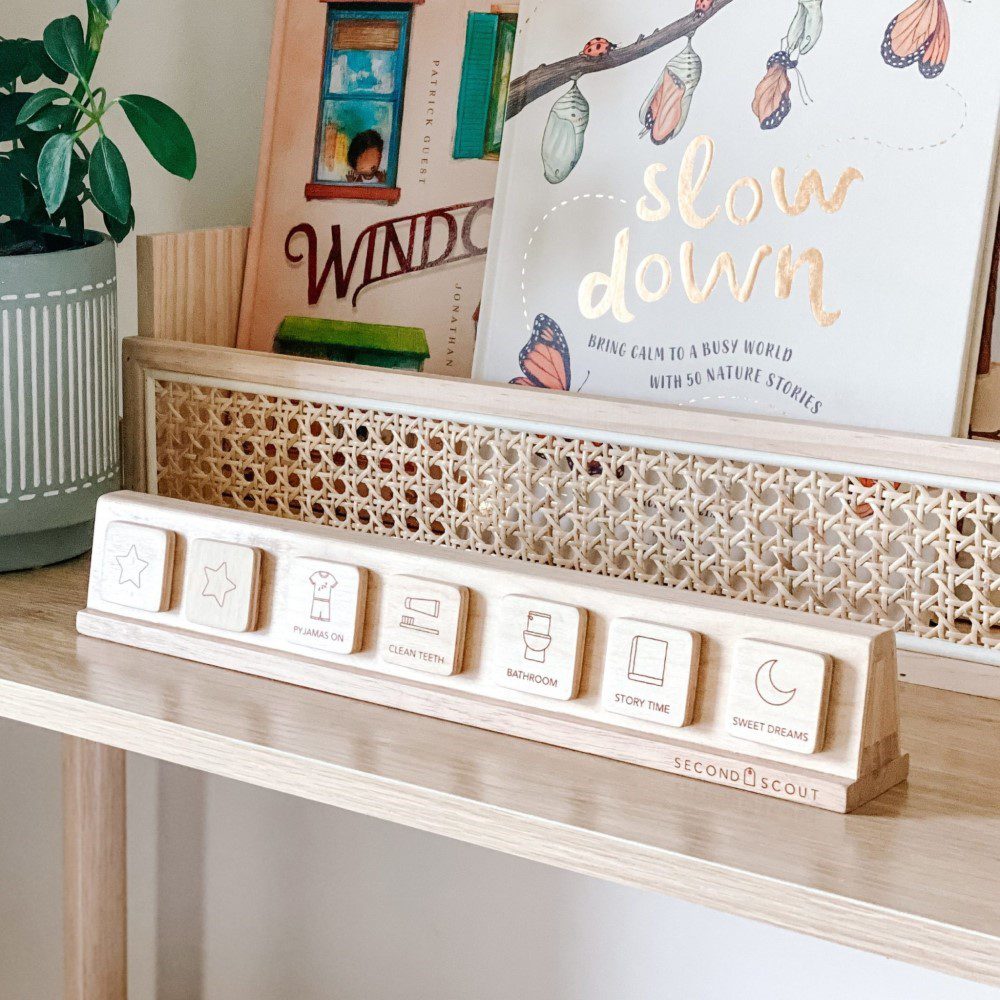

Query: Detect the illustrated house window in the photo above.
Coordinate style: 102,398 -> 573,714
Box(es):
306,4 -> 412,205
454,12 -> 518,160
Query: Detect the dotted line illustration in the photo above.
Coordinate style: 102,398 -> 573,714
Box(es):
521,193 -> 630,332
807,83 -> 967,158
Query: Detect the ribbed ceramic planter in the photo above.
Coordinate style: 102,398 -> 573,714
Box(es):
0,234 -> 119,571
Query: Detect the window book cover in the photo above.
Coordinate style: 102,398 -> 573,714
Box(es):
239,0 -> 518,376
474,0 -> 1000,436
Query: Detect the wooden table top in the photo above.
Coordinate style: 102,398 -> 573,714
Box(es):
1,557 -> 998,985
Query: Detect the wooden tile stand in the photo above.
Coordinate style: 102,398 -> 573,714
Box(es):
77,492 -> 909,813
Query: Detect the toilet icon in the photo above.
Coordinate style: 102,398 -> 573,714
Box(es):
523,611 -> 553,664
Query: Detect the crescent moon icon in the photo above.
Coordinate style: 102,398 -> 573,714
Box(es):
754,659 -> 797,707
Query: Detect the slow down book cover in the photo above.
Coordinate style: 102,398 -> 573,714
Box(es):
474,0 -> 1000,435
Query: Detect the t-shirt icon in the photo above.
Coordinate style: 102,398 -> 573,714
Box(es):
309,571 -> 338,622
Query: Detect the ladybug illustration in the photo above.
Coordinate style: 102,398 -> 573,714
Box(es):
695,0 -> 714,15
581,37 -> 617,58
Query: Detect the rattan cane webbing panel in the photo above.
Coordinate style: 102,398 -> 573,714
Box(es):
153,378 -> 1000,651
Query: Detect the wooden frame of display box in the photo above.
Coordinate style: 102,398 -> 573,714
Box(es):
127,230 -> 1000,700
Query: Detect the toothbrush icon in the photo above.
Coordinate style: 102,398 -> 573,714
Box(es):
399,615 -> 440,636
399,595 -> 442,636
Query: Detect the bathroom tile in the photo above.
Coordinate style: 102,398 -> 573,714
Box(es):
492,595 -> 587,701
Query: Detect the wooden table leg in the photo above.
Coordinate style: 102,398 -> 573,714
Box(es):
63,736 -> 127,1000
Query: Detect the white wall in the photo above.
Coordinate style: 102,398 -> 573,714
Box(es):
2,2 -> 999,998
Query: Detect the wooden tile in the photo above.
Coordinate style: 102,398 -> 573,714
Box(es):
493,596 -> 587,701
182,539 -> 262,633
601,620 -> 700,729
725,639 -> 832,755
99,521 -> 175,613
379,576 -> 469,676
277,558 -> 367,657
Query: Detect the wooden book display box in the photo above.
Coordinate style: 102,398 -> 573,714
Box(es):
78,492 -> 910,813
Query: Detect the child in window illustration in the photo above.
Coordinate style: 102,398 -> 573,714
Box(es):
346,129 -> 387,184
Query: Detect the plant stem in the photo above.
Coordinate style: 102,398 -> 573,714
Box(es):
70,4 -> 109,130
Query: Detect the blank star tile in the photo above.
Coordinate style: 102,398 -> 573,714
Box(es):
100,521 -> 176,613
183,539 -> 262,633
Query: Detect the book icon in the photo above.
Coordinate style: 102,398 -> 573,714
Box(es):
628,635 -> 669,687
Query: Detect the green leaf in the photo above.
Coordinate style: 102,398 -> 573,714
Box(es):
0,39 -> 31,88
43,16 -> 88,80
26,104 -> 76,133
16,87 -> 66,125
89,0 -> 120,18
27,40 -> 69,85
9,148 -> 38,184
119,94 -> 196,180
37,132 -> 75,215
102,205 -> 134,243
89,135 -> 131,224
57,195 -> 85,243
0,158 -> 26,219
0,92 -> 31,142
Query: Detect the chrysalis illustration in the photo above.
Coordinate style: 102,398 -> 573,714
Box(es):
784,0 -> 824,56
639,37 -> 703,145
752,50 -> 797,129
541,78 -> 590,184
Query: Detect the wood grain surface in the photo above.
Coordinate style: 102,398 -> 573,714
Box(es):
1,558 -> 998,985
63,737 -> 127,1000
136,228 -> 248,347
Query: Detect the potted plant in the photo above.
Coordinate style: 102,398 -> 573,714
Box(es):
0,0 -> 195,571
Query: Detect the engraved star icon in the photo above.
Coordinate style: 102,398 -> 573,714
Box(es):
116,545 -> 149,588
202,562 -> 237,608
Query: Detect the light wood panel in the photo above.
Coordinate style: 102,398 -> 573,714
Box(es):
63,737 -> 127,1000
77,492 -> 906,812
0,558 -> 997,984
122,337 -> 1000,485
136,228 -> 248,347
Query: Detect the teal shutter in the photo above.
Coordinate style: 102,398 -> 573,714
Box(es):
453,13 -> 499,160
485,17 -> 517,156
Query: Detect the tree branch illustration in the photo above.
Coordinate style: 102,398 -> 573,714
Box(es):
506,0 -> 740,120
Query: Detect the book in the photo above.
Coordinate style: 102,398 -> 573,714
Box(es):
474,0 -> 1000,436
239,0 -> 520,376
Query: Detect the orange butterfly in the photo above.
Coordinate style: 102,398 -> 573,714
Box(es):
752,50 -> 796,130
511,314 -> 587,392
882,0 -> 950,78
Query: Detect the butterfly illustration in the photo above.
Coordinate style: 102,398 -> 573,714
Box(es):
882,0 -> 950,78
752,50 -> 797,129
510,314 -> 589,392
